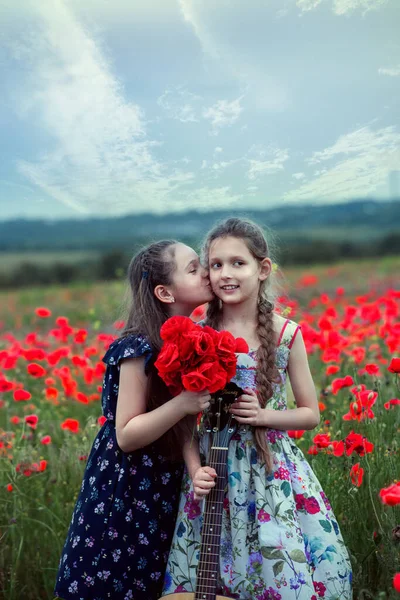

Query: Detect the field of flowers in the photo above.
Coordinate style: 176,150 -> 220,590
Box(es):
0,256 -> 399,600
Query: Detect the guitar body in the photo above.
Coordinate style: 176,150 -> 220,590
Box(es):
162,595 -> 233,600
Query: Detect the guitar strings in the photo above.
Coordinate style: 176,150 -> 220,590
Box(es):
196,408 -> 235,598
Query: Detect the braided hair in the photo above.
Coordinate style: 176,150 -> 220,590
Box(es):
202,218 -> 280,472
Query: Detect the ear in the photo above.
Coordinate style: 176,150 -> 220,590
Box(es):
258,257 -> 272,281
154,284 -> 175,304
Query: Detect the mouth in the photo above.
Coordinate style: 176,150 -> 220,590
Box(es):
220,285 -> 239,291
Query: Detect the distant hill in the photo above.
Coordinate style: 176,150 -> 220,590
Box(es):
0,199 -> 399,252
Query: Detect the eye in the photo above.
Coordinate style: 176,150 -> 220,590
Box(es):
189,268 -> 198,274
233,260 -> 244,266
210,262 -> 221,269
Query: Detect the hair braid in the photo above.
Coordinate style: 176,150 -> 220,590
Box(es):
201,217 -> 283,474
255,297 -> 281,472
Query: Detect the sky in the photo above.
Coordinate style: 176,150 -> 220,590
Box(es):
0,0 -> 399,220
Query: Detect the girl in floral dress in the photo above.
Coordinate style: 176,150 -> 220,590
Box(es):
162,218 -> 352,600
55,240 -> 213,600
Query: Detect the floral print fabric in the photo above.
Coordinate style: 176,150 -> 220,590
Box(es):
162,319 -> 352,600
54,334 -> 183,600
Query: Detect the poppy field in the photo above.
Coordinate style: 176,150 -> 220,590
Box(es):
0,256 -> 399,600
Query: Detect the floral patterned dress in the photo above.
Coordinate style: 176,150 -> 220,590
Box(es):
162,319 -> 352,600
54,334 -> 183,600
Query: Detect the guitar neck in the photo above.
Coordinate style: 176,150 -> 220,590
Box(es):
195,446 -> 228,600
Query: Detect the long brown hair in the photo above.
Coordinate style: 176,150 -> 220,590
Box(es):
121,240 -> 186,459
202,218 -> 280,472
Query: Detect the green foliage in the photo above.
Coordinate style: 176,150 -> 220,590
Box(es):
0,258 -> 399,599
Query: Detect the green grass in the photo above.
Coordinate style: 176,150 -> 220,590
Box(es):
0,256 -> 399,599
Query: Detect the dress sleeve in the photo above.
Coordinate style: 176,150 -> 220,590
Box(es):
102,334 -> 153,374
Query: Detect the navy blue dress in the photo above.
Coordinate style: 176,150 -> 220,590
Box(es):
54,334 -> 184,600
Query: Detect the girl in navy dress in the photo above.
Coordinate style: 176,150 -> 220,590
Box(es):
54,240 -> 213,600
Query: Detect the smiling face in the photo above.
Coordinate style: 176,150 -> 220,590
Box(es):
208,236 -> 271,305
170,243 -> 213,309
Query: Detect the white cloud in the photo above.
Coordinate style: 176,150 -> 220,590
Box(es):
292,172 -> 306,180
170,185 -> 242,211
296,0 -> 322,11
378,65 -> 400,77
211,158 -> 241,173
203,97 -> 243,135
157,86 -> 201,122
284,125 -> 400,202
8,0 -> 198,215
333,0 -> 388,15
296,0 -> 388,14
178,1 -> 288,112
247,149 -> 289,180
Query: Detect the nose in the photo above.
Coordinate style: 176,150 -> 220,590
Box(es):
220,264 -> 232,279
200,266 -> 209,280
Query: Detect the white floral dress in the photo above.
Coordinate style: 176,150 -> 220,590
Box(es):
162,319 -> 352,600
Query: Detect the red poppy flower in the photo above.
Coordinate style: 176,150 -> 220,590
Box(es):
345,431 -> 374,457
318,317 -> 333,331
98,416 -> 107,427
40,435 -> 52,445
45,387 -> 59,400
61,418 -> 80,433
0,379 -> 14,392
74,329 -> 88,344
10,416 -> 20,425
35,307 -> 52,318
394,573 -> 400,593
388,358 -> 400,373
55,316 -> 69,327
365,363 -> 380,376
72,356 -> 87,367
326,365 -> 340,376
27,363 -> 46,378
299,274 -> 318,287
343,389 -> 377,421
379,482 -> 400,506
384,398 -> 400,410
288,430 -> 305,439
13,389 -> 31,402
6,484 -> 13,492
350,463 -> 364,487
331,375 -> 354,395
76,392 -> 89,404
24,348 -> 47,361
351,346 -> 366,364
25,414 -> 39,429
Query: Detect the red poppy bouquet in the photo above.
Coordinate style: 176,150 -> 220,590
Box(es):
155,316 -> 249,396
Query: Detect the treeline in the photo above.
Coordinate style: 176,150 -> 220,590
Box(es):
1,199 -> 399,252
1,232 -> 399,290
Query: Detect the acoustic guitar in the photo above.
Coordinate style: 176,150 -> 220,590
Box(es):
162,382 -> 243,600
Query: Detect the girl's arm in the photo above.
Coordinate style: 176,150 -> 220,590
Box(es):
181,416 -> 202,478
182,415 -> 217,500
231,330 -> 320,431
116,358 -> 210,452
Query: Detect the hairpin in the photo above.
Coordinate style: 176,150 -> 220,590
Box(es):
142,270 -> 149,279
